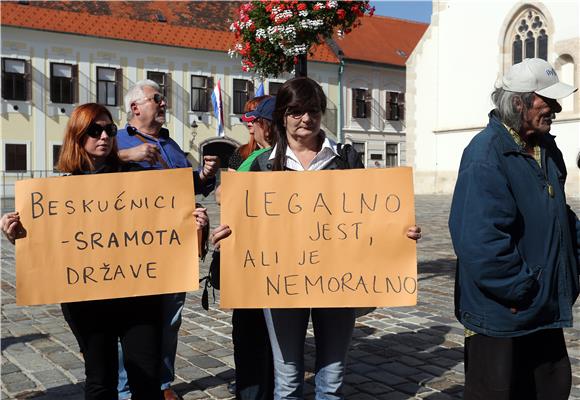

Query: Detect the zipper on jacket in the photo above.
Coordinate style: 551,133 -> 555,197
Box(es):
519,149 -> 554,198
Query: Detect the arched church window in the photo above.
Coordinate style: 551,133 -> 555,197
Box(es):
513,35 -> 523,64
538,30 -> 548,60
510,8 -> 548,64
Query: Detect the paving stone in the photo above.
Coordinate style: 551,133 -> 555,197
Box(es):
3,195 -> 580,399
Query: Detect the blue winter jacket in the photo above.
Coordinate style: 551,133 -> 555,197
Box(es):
449,111 -> 580,337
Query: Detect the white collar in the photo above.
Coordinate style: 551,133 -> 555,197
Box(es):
269,133 -> 339,171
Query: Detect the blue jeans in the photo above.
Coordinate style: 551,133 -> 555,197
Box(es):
263,308 -> 355,400
118,292 -> 185,396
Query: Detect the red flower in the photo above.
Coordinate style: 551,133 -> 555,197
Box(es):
337,9 -> 346,20
297,3 -> 307,11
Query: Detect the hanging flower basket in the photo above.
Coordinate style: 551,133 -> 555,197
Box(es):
229,1 -> 374,77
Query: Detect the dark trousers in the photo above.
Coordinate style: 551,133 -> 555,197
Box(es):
62,295 -> 163,400
232,308 -> 274,400
464,328 -> 571,400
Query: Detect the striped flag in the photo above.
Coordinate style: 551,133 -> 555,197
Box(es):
211,79 -> 224,137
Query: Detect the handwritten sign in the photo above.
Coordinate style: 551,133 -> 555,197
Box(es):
15,168 -> 198,306
220,167 -> 417,308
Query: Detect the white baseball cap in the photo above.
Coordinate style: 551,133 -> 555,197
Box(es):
502,58 -> 577,99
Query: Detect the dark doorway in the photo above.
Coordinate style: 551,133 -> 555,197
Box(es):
200,138 -> 239,174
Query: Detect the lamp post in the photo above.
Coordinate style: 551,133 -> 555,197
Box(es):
295,54 -> 307,77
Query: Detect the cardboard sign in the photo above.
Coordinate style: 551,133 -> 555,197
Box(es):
15,168 -> 198,306
220,167 -> 417,308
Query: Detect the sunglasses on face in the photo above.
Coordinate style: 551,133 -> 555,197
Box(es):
145,93 -> 166,105
85,123 -> 118,138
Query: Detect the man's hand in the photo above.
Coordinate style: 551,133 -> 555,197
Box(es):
118,143 -> 160,165
199,155 -> 220,182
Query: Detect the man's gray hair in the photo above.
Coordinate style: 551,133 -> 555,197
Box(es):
491,87 -> 535,132
124,79 -> 161,120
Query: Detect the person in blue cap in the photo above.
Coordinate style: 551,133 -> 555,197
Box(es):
214,96 -> 277,400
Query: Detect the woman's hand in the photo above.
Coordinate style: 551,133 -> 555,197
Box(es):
1,212 -> 26,245
406,225 -> 422,241
211,224 -> 232,251
193,207 -> 209,230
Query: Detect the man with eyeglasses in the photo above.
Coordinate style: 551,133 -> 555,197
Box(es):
116,79 -> 219,400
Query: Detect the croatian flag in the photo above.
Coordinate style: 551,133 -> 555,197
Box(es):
211,79 -> 224,137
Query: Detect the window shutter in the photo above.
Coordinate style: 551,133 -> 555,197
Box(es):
72,64 -> 79,104
365,91 -> 371,119
25,60 -> 32,101
206,76 -> 214,112
399,93 -> 405,121
351,89 -> 357,118
49,63 -> 56,103
165,72 -> 172,109
115,68 -> 123,108
248,80 -> 254,99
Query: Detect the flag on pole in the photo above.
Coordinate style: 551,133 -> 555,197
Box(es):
211,79 -> 224,137
255,81 -> 265,97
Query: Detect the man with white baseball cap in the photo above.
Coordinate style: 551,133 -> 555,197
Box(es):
449,58 -> 579,400
502,57 -> 577,99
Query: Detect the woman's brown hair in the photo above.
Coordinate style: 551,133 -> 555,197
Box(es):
56,103 -> 120,173
239,95 -> 271,160
271,77 -> 326,171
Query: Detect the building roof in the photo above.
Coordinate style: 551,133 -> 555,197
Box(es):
334,15 -> 428,67
23,1 -> 243,31
0,1 -> 338,64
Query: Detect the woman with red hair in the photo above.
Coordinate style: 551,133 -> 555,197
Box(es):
2,103 -> 208,400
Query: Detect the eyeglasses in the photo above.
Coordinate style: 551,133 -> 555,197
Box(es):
142,93 -> 166,105
85,123 -> 118,138
285,109 -> 322,119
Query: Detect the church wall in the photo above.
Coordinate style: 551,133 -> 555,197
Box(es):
407,0 -> 580,195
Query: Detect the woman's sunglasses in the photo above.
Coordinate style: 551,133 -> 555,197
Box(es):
85,123 -> 118,138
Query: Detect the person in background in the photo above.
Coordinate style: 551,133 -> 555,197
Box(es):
228,95 -> 272,171
449,58 -> 579,400
116,79 -> 218,400
215,95 -> 275,205
214,95 -> 277,400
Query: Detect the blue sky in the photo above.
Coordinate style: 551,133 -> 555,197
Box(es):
370,0 -> 432,23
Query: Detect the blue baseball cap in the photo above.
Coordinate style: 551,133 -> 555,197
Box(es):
241,97 -> 276,122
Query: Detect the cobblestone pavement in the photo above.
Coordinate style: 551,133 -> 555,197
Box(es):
2,195 -> 580,399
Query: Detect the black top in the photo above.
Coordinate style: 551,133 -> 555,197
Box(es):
228,148 -> 244,170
